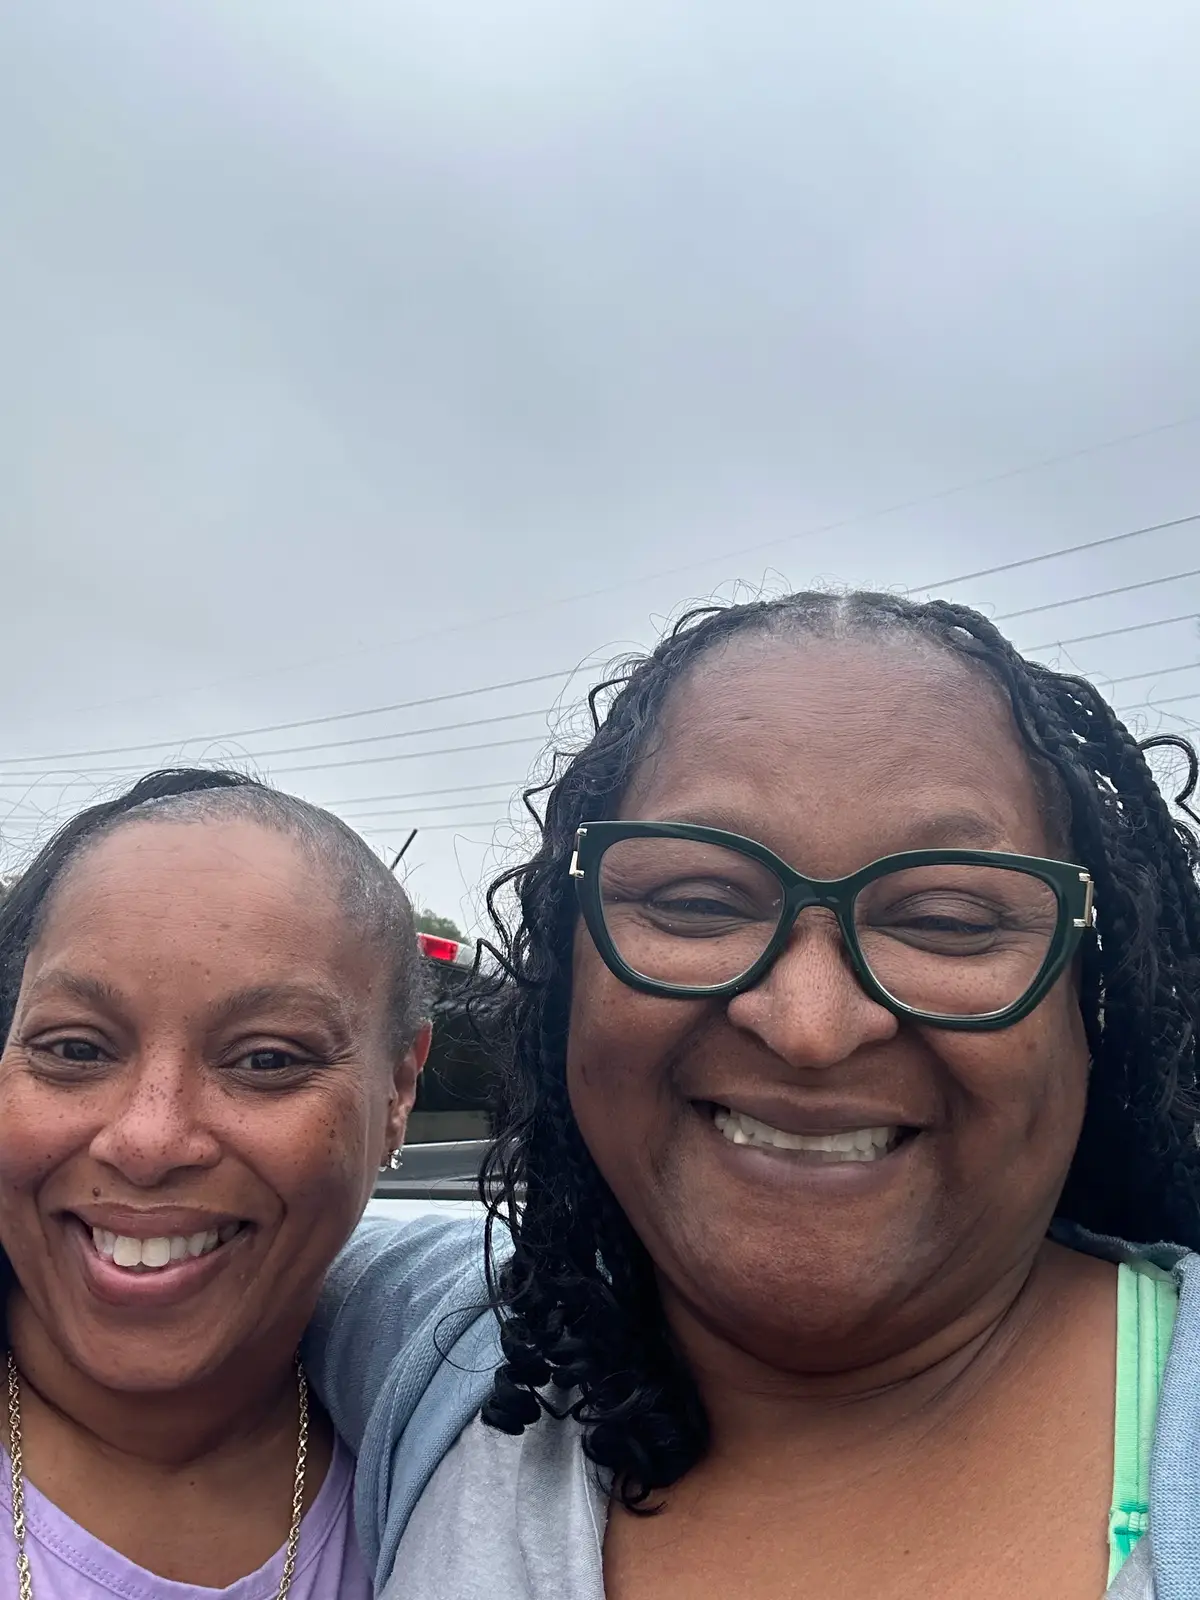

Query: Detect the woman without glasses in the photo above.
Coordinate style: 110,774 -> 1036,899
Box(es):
311,590 -> 1200,1600
0,768 -> 442,1597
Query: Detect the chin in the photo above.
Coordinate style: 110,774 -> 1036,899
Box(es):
60,1325 -> 251,1394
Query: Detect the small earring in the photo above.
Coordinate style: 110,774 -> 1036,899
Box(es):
381,1147 -> 403,1171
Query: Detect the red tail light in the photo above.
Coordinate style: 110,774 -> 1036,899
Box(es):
418,932 -> 462,964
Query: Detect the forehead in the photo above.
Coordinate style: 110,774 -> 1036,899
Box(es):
621,635 -> 1058,870
29,819 -> 382,1002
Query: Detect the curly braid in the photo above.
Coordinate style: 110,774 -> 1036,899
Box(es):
477,590 -> 1200,1508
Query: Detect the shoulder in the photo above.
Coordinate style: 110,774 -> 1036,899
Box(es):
383,1402 -> 607,1600
305,1213 -> 506,1585
306,1214 -> 495,1441
322,1215 -> 488,1322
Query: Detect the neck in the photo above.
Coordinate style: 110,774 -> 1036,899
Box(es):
661,1239 -> 1074,1468
5,1288 -> 300,1470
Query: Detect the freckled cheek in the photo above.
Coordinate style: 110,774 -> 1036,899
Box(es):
0,1082 -> 95,1192
247,1092 -> 380,1239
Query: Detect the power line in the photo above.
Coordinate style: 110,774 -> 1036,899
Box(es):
57,408 -> 1200,721
7,504 -> 1198,774
332,680 -> 1197,824
0,669 -> 578,769
265,734 -> 551,779
993,567 -> 1200,625
357,816 -> 530,836
333,794 -> 516,823
5,559 -> 1200,791
0,734 -> 548,789
915,512 -> 1200,593
1118,689 -> 1200,715
1024,612 -> 1200,654
0,706 -> 555,779
1103,660 -> 1200,690
320,778 -> 526,809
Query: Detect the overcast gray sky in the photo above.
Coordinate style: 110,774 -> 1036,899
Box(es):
2,0 -> 1198,931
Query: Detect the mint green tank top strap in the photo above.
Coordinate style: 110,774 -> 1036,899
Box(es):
1109,1258 -> 1178,1583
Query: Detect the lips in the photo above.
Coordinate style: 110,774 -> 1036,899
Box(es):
90,1222 -> 245,1271
711,1104 -> 911,1162
61,1212 -> 254,1309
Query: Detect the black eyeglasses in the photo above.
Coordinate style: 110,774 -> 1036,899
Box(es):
569,821 -> 1095,1032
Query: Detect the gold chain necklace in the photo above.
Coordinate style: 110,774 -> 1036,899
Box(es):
5,1349 -> 309,1600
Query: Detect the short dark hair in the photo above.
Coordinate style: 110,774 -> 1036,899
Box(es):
0,767 -> 428,1051
477,590 -> 1200,1508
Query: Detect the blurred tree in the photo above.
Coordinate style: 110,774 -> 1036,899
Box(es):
415,909 -> 464,942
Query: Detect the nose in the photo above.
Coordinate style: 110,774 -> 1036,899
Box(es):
88,1047 -> 221,1187
725,909 -> 899,1069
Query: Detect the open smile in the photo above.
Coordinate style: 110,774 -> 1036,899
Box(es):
63,1214 -> 255,1307
712,1105 -> 912,1161
701,1101 -> 921,1170
88,1221 -> 245,1271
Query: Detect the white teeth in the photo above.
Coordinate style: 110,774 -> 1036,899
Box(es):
90,1224 -> 240,1271
713,1107 -> 899,1161
112,1234 -> 142,1268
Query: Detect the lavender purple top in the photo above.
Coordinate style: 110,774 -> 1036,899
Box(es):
0,1435 -> 370,1599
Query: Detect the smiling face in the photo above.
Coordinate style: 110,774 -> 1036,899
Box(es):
566,634 -> 1091,1375
0,818 -> 426,1393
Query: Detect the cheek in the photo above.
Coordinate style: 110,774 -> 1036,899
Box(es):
0,1066 -> 93,1194
941,989 -> 1090,1160
565,946 -> 704,1199
258,1087 -> 380,1214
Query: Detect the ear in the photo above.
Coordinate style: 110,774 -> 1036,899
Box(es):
383,1020 -> 432,1155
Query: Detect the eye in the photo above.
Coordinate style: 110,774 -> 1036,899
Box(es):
234,1048 -> 309,1074
41,1038 -> 108,1065
650,887 -> 750,917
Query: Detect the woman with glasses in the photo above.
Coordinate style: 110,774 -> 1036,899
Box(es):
310,590 -> 1200,1600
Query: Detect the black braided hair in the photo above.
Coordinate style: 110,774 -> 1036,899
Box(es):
476,590 -> 1200,1508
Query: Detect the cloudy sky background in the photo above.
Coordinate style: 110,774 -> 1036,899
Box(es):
2,0 -> 1198,931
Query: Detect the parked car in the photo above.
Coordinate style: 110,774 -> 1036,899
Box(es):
368,930 -> 497,1219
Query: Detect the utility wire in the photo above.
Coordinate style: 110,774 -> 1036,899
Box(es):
333,794 -> 516,822
0,706 -> 555,779
6,508 -> 1197,772
4,549 -> 1199,787
1103,660 -> 1200,690
319,778 -> 525,809
0,734 -> 547,789
64,409 -> 1199,718
994,568 -> 1200,624
1118,689 -> 1200,715
0,669 -> 579,768
913,513 -> 1200,592
5,587 -> 1200,792
1024,612 -> 1200,655
357,816 -> 531,836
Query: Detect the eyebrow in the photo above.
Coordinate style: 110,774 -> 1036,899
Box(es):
890,811 -> 1011,851
22,971 -> 128,1014
204,984 -> 355,1046
21,975 -> 355,1048
646,808 -> 1012,855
